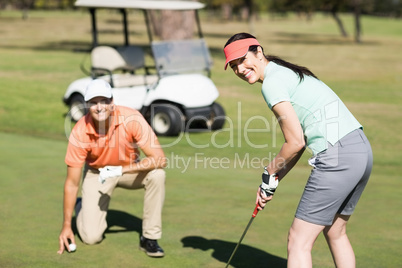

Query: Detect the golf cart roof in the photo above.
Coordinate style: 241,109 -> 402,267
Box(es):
75,0 -> 205,10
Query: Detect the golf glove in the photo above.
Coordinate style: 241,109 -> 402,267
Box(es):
260,167 -> 279,197
98,166 -> 123,184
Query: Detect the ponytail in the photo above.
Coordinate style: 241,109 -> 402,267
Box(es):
265,55 -> 318,81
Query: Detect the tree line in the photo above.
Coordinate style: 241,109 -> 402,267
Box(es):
205,0 -> 401,43
2,0 -> 400,43
2,0 -> 401,18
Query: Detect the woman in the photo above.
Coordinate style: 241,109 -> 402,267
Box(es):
224,33 -> 372,267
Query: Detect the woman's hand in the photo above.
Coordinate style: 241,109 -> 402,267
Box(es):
256,186 -> 273,210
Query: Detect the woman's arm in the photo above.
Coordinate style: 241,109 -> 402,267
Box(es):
266,101 -> 305,178
257,101 -> 306,208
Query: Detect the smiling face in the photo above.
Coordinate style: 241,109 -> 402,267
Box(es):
87,96 -> 114,131
229,47 -> 268,84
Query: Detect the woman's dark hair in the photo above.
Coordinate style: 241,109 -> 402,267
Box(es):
225,32 -> 318,81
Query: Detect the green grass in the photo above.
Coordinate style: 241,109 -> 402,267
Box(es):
0,10 -> 401,267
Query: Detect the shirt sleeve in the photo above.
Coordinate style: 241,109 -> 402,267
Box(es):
124,111 -> 158,150
64,128 -> 88,168
261,75 -> 292,110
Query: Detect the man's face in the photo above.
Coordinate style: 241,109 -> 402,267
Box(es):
87,97 -> 113,125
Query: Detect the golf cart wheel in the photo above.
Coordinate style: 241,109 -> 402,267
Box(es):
209,102 -> 226,130
150,104 -> 184,136
69,94 -> 87,122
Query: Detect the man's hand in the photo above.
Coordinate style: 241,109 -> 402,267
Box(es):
98,166 -> 123,183
57,226 -> 75,254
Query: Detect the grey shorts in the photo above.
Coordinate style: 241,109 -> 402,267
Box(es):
295,128 -> 373,226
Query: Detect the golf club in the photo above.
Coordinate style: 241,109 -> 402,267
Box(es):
225,203 -> 261,268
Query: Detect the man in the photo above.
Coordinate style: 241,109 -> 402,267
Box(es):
57,79 -> 167,257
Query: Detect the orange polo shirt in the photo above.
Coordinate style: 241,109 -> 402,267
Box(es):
65,106 -> 158,169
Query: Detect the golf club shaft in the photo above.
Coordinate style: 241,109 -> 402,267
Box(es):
225,204 -> 260,268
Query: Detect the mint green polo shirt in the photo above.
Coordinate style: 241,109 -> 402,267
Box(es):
261,61 -> 362,155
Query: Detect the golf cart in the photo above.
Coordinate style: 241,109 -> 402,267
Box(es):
63,0 -> 225,136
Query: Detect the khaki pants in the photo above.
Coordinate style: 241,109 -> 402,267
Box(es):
76,167 -> 165,245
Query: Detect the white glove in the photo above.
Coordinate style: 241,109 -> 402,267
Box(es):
98,166 -> 123,184
260,167 -> 279,197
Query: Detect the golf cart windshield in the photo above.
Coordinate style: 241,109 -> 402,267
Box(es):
151,39 -> 212,77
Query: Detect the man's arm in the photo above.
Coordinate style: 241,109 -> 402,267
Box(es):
57,166 -> 82,254
122,136 -> 167,173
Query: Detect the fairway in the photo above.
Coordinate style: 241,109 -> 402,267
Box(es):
0,9 -> 402,268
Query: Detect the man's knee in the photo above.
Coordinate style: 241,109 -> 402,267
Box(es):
145,169 -> 166,186
77,216 -> 106,245
79,229 -> 104,245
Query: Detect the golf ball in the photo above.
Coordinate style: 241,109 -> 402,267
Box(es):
69,243 -> 77,252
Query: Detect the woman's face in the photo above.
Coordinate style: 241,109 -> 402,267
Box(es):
229,47 -> 266,84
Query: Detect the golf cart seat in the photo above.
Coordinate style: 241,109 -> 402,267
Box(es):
91,45 -> 158,88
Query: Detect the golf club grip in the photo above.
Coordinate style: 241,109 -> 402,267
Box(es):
252,203 -> 260,217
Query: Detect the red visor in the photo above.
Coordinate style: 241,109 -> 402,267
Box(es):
223,38 -> 261,70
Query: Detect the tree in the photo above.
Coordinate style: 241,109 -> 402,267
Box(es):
148,10 -> 196,40
324,0 -> 349,37
267,0 -> 365,43
352,0 -> 362,43
322,0 -> 363,43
